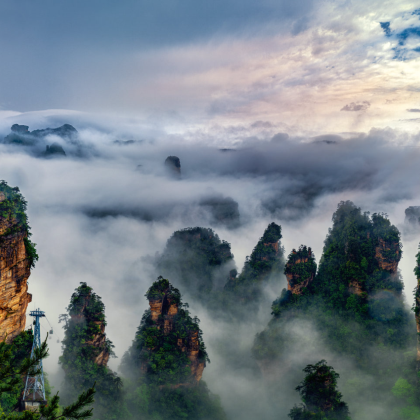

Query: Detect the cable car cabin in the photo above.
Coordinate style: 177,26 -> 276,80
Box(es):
49,329 -> 53,334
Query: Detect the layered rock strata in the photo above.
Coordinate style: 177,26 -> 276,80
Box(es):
0,188 -> 32,343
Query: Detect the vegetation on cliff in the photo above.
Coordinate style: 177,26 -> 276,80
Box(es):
59,283 -> 125,420
121,277 -> 226,420
254,202 -> 410,362
388,244 -> 420,419
0,181 -> 38,268
253,202 -> 414,418
224,222 -> 285,302
288,361 -> 351,420
155,227 -> 234,301
0,331 -> 34,412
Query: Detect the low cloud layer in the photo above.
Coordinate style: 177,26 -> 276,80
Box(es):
0,112 -> 419,419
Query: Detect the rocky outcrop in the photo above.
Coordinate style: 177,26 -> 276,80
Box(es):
225,222 -> 284,297
145,279 -> 205,384
3,124 -> 77,146
45,143 -> 66,157
285,246 -> 316,295
165,156 -> 181,177
405,206 -> 420,227
199,194 -> 240,228
156,227 -> 235,302
0,184 -> 33,343
348,280 -> 363,296
64,283 -> 110,367
375,238 -> 400,273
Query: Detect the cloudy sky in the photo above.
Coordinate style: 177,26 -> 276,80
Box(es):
0,0 -> 419,136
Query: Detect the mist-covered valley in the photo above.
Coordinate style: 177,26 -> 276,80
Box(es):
1,112 -> 420,419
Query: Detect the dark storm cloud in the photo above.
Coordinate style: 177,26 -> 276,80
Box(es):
407,109 -> 420,112
341,101 -> 371,112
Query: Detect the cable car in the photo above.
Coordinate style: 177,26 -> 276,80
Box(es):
49,329 -> 53,334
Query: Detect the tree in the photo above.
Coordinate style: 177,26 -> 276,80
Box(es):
0,336 -> 95,420
288,360 -> 351,420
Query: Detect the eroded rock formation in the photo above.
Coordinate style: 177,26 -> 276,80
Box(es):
165,155 -> 181,177
62,282 -> 110,367
156,227 -> 235,301
375,238 -> 400,273
285,246 -> 316,295
199,194 -> 240,228
4,124 -> 77,146
0,183 -> 34,343
146,278 -> 205,384
405,206 -> 420,227
224,222 -> 284,300
121,278 -> 209,388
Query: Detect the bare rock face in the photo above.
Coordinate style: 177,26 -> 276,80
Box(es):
0,183 -> 34,343
285,246 -> 316,295
375,238 -> 400,273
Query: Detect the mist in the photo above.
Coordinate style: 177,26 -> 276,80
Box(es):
1,111 -> 420,419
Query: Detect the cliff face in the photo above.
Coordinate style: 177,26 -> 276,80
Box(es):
0,184 -> 34,344
375,238 -> 400,273
224,222 -> 284,301
285,246 -> 316,295
122,277 -> 209,388
156,227 -> 235,302
146,279 -> 205,384
61,283 -> 111,369
69,287 -> 110,367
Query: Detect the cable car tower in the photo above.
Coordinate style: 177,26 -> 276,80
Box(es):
22,308 -> 47,410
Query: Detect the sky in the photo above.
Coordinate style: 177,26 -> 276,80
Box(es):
1,2 -> 420,419
0,0 -> 419,136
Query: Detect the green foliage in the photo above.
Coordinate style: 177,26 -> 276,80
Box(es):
0,334 -> 95,420
253,201 -> 413,402
284,245 -> 317,289
288,361 -> 351,420
24,238 -> 39,269
224,222 -> 285,303
0,332 -> 34,412
59,283 -> 124,420
156,227 -> 234,301
0,180 -> 38,268
122,278 -> 208,387
414,244 -> 420,280
121,278 -> 225,420
124,380 -> 226,420
145,278 -> 181,305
